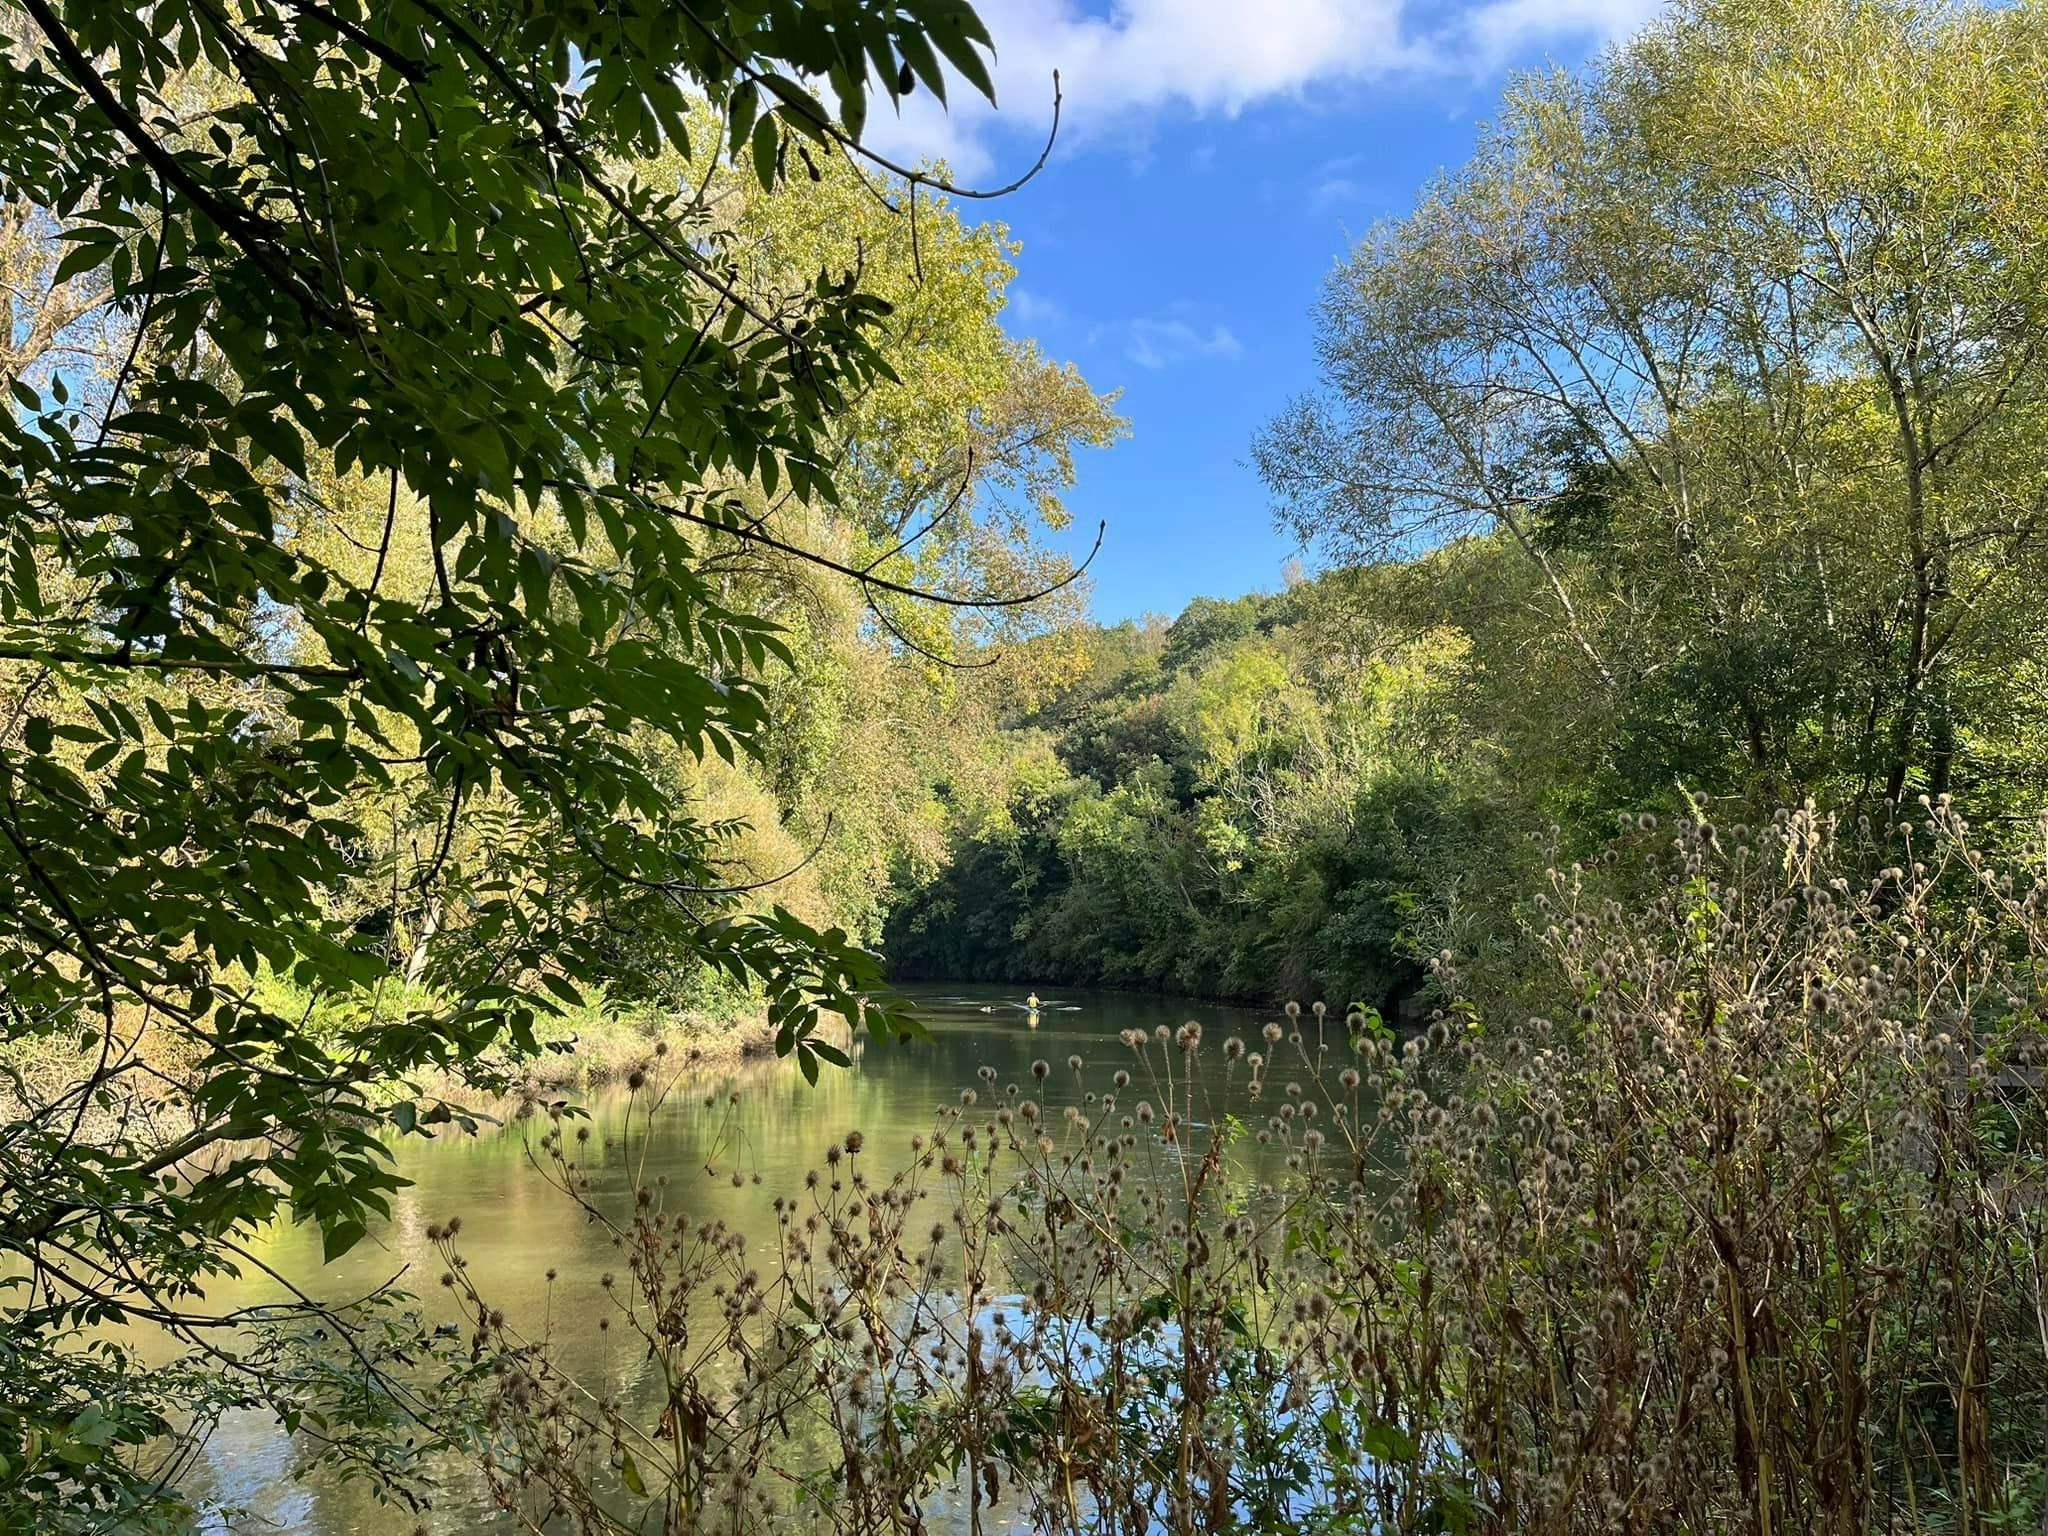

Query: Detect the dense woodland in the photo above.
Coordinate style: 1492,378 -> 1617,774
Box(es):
7,0 -> 2048,1530
888,576 -> 1512,1009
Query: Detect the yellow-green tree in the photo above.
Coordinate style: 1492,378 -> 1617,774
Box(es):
1259,0 -> 2048,815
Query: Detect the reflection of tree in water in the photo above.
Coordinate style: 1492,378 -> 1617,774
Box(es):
431,1001 -> 1430,1534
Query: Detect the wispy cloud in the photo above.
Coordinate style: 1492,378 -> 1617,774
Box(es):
859,0 -> 1664,181
1120,316 -> 1243,371
1005,285 -> 1067,330
1308,152 -> 1372,211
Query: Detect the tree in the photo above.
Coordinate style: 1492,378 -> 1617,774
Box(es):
1257,0 -> 2048,815
662,136 -> 1122,946
0,0 -> 1030,1523
887,570 -> 1502,1010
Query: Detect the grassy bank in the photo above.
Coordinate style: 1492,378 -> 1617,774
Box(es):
469,1004 -> 782,1094
222,967 -> 817,1102
0,998 -> 799,1137
416,997 -> 865,1106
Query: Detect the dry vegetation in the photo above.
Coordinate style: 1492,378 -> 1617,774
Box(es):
431,805 -> 2048,1534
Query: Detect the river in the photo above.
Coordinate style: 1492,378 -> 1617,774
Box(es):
176,983 -> 1287,1534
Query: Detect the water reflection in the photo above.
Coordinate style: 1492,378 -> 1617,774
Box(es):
179,985 -> 1288,1534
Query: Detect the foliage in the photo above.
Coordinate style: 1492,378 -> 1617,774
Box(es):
1256,0 -> 2048,818
672,144 -> 1123,956
12,0 -> 2048,1525
0,0 -> 1088,1523
449,805 -> 2048,1534
900,0 -> 2048,1020
888,574 -> 1506,1011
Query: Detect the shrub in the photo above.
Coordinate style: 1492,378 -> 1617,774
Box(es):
437,804 -> 2048,1534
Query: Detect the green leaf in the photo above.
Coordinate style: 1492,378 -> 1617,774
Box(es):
923,8 -> 996,102
728,81 -> 760,156
52,233 -> 115,285
242,409 -> 308,478
539,973 -> 586,1009
833,63 -> 866,143
1360,1420 -> 1417,1464
896,28 -> 946,105
322,1220 -> 367,1262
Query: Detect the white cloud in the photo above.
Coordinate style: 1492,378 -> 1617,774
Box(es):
1461,0 -> 1663,67
1122,317 -> 1243,370
859,0 -> 1664,181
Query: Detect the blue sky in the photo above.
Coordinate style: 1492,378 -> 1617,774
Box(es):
864,0 -> 1660,621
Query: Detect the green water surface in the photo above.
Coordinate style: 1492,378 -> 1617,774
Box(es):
178,983 -> 1292,1534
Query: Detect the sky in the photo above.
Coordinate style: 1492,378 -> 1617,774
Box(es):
861,0 -> 1663,622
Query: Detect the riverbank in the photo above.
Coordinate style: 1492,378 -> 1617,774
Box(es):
418,1004 -> 796,1105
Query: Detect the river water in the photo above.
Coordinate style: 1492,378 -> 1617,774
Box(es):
177,983 -> 1286,1534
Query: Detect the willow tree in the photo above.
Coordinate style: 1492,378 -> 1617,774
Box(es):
0,0 -> 1040,1523
1259,0 -> 2048,813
